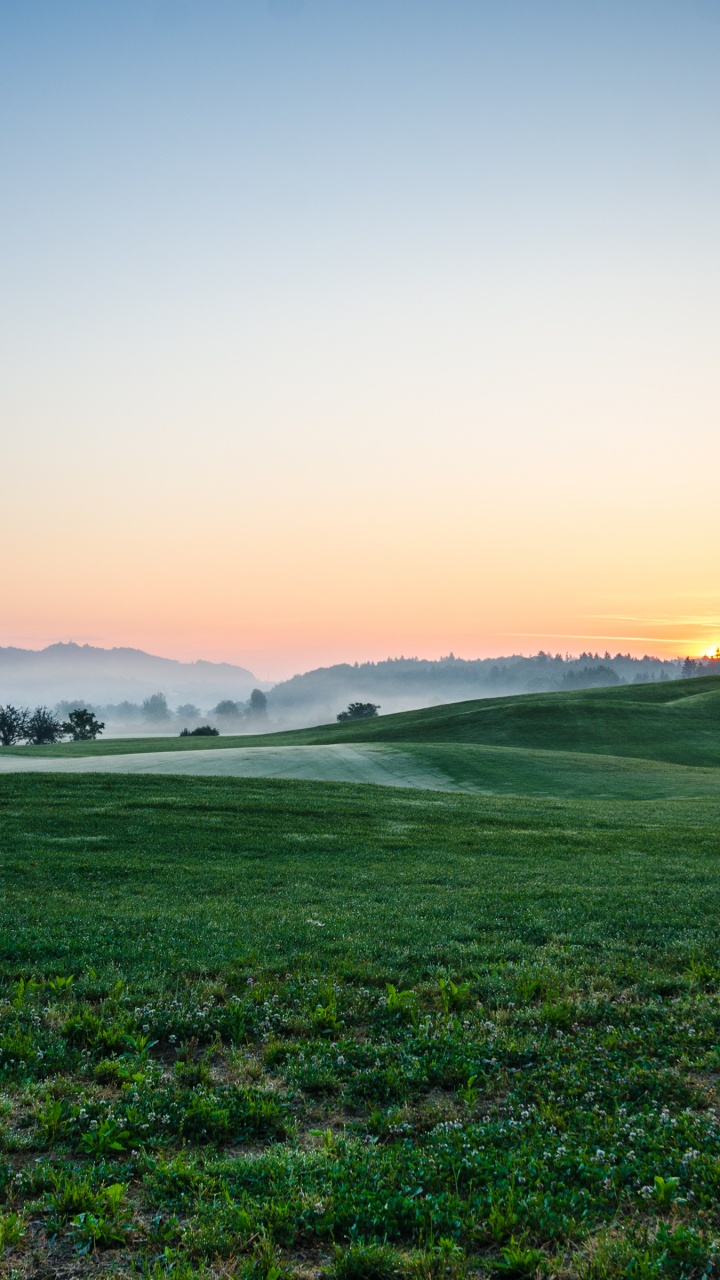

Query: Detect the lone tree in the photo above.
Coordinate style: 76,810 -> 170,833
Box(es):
25,707 -> 64,745
142,692 -> 170,721
337,702 -> 380,722
0,705 -> 29,746
61,708 -> 105,741
248,689 -> 268,716
213,699 -> 242,717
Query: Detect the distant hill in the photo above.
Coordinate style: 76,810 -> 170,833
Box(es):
0,643 -> 262,709
0,643 -> 700,734
266,651 -> 683,727
270,672 -> 720,769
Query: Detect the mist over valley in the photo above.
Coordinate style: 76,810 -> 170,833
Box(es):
0,642 -> 706,737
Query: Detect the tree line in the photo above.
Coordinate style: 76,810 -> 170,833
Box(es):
0,706 -> 104,746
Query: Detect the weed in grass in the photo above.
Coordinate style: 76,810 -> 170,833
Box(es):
496,1239 -> 546,1277
332,1241 -> 403,1280
48,974 -> 75,995
486,1198 -> 520,1245
78,1116 -> 131,1154
385,984 -> 419,1026
650,1175 -> 679,1208
457,1075 -> 479,1109
0,1208 -> 25,1251
410,1237 -> 467,1280
438,979 -> 472,1015
244,1233 -> 285,1280
35,1092 -> 69,1142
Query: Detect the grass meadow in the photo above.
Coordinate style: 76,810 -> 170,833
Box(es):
1,679 -> 720,1278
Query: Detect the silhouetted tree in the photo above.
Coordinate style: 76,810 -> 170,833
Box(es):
61,708 -> 105,741
248,689 -> 267,716
177,703 -> 200,719
213,699 -> 242,717
337,702 -> 380,722
26,707 -> 64,745
142,692 -> 170,721
0,705 -> 29,746
180,725 -> 219,737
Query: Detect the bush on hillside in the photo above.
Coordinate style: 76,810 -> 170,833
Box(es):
337,702 -> 381,722
180,725 -> 219,737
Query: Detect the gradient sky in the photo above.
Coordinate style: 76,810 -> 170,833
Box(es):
2,0 -> 719,678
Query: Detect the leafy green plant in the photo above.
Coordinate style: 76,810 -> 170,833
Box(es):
68,1182 -> 129,1252
313,984 -> 340,1032
245,1232 -> 285,1280
0,1209 -> 26,1251
457,1074 -> 478,1108
496,1238 -> 545,1277
45,1169 -> 101,1232
652,1175 -> 679,1208
386,983 -> 418,1024
487,1197 -> 519,1244
78,1117 -> 130,1154
438,978 -> 472,1014
12,976 -> 41,1010
35,1093 -> 69,1143
332,1241 -> 402,1280
175,1056 -> 213,1087
122,1031 -> 155,1058
70,1208 -> 127,1252
623,1251 -> 664,1280
411,1237 -> 467,1280
685,956 -> 716,991
48,974 -> 75,994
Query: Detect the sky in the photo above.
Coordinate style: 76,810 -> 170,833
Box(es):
1,0 -> 719,679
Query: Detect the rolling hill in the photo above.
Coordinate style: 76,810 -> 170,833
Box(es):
4,674 -> 720,801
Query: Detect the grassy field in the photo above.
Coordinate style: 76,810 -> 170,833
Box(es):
1,680 -> 720,1277
6,674 -> 720,768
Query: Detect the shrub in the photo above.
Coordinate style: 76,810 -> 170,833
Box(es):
180,725 -> 219,737
337,703 -> 380,722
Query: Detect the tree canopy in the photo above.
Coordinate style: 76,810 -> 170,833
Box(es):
337,702 -> 380,722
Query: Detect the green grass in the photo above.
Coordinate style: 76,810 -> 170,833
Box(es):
2,770 -> 720,1277
404,743 -> 720,800
8,674 -> 720,768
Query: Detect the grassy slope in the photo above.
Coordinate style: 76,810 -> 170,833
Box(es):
2,774 -> 720,1276
6,676 -> 720,790
3,774 -> 720,979
407,742 -> 720,799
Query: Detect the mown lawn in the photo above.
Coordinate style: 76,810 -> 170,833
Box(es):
1,773 -> 720,1278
